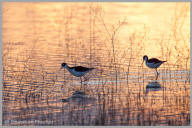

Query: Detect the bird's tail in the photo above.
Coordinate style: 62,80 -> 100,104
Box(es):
89,68 -> 95,71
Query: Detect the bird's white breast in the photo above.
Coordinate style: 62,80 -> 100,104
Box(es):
146,61 -> 161,68
71,69 -> 88,77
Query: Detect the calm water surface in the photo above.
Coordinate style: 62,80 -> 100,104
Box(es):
2,2 -> 190,126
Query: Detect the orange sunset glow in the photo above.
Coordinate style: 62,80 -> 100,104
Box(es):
2,2 -> 190,126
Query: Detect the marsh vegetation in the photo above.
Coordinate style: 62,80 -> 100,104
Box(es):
2,2 -> 190,126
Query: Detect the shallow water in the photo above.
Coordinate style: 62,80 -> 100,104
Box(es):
2,2 -> 190,126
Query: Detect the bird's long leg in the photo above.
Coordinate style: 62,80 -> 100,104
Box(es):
82,76 -> 87,92
155,68 -> 159,78
83,75 -> 88,82
155,73 -> 158,80
80,77 -> 82,90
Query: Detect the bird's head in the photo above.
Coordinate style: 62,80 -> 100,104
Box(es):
61,63 -> 67,69
143,55 -> 148,61
142,55 -> 148,66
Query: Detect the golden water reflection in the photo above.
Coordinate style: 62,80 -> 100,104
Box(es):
2,2 -> 190,126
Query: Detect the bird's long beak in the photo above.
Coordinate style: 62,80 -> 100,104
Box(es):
141,60 -> 144,67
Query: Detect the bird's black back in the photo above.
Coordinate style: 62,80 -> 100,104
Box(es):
148,58 -> 163,63
70,66 -> 94,72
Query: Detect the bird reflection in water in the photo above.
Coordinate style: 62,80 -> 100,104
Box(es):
145,81 -> 162,95
62,90 -> 96,107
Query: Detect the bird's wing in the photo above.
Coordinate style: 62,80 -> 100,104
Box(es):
148,58 -> 162,64
73,66 -> 90,72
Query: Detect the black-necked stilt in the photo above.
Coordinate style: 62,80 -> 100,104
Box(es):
142,55 -> 166,75
61,63 -> 94,88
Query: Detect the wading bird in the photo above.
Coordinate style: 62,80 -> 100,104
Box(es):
142,55 -> 166,76
61,63 -> 94,88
